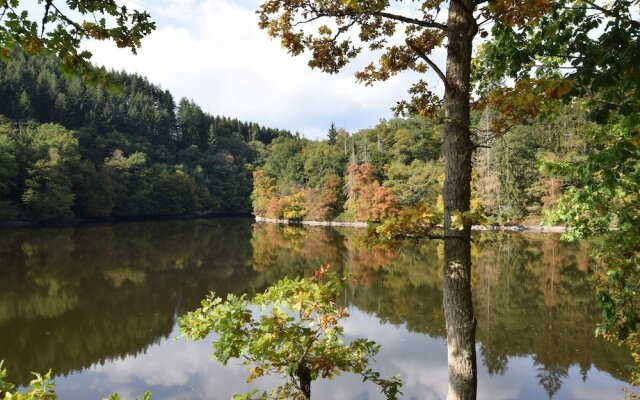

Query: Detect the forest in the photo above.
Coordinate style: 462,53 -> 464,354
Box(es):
0,52 -> 291,221
252,107 -> 589,224
0,51 -> 591,226
0,52 -> 613,229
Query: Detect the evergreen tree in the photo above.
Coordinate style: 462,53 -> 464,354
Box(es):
327,122 -> 339,145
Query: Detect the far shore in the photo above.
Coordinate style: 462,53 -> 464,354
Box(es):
254,216 -> 569,233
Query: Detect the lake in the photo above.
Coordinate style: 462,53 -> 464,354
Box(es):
0,218 -> 637,399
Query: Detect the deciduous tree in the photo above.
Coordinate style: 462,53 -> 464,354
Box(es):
179,270 -> 402,400
257,1 -> 558,398
477,0 -> 640,383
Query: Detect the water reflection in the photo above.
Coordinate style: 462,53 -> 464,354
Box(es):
0,219 -> 635,399
0,219 -> 259,385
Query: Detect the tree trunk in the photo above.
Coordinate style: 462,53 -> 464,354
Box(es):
297,363 -> 312,400
442,1 -> 478,400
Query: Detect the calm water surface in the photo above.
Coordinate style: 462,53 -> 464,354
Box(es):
0,218 -> 637,399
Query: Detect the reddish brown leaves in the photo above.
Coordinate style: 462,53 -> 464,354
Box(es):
485,0 -> 554,27
346,163 -> 399,222
476,78 -> 574,134
257,0 -> 445,114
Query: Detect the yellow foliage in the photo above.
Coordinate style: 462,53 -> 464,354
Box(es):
282,191 -> 307,220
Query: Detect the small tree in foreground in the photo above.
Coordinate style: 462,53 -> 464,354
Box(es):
179,268 -> 402,400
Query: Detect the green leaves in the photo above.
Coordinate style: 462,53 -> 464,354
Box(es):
0,361 -> 16,397
1,1 -> 155,83
0,360 -> 153,400
477,2 -> 640,382
0,362 -> 56,400
179,270 -> 403,399
106,392 -> 152,400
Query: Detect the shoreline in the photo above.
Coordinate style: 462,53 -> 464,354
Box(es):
254,216 -> 569,233
254,216 -> 369,227
0,214 -> 570,233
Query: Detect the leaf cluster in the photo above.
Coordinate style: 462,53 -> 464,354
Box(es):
0,0 -> 155,83
257,0 -> 448,116
179,270 -> 402,400
0,360 -> 151,400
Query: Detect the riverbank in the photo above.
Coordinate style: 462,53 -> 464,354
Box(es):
254,216 -> 570,233
1,215 -> 570,233
254,216 -> 369,227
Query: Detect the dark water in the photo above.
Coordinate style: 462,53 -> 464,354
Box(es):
0,218 -> 636,399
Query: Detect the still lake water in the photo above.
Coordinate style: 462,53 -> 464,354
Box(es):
0,218 -> 637,399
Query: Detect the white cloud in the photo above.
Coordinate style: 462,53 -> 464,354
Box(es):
83,0 -> 446,139
49,309 -> 636,400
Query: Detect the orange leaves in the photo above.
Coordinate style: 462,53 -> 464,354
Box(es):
346,163 -> 399,222
393,80 -> 442,117
307,37 -> 360,73
405,28 -> 443,55
257,0 -> 447,119
258,0 -> 364,73
346,163 -> 377,198
82,22 -> 106,40
544,80 -> 573,99
311,264 -> 332,282
487,0 -> 554,27
24,38 -> 45,54
247,366 -> 265,383
355,27 -> 443,87
252,168 -> 342,222
265,197 -> 287,219
262,190 -> 307,220
304,175 -> 342,221
365,184 -> 400,222
477,78 -> 574,135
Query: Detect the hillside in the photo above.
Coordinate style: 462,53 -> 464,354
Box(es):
0,52 -> 291,221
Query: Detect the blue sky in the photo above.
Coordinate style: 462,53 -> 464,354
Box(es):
83,0 -> 445,139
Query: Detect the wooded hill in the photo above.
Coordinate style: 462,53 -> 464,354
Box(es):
252,106 -> 590,224
0,53 -> 596,225
0,52 -> 291,221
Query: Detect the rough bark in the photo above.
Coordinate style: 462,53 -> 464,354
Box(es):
297,363 -> 312,400
442,1 -> 478,400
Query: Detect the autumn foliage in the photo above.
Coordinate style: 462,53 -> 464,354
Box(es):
345,163 -> 399,222
252,169 -> 277,217
304,174 -> 342,221
253,169 -> 343,221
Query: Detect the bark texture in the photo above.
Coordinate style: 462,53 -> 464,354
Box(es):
297,363 -> 312,400
442,1 -> 478,400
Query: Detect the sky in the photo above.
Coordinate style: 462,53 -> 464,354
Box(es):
81,0 -> 446,139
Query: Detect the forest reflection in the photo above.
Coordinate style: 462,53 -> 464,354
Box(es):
0,218 -> 632,398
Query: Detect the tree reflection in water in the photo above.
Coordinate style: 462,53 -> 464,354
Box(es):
0,219 -> 634,398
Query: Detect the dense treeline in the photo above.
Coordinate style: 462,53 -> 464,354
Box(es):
0,51 -> 593,224
252,118 -> 443,222
252,107 -> 590,223
0,52 -> 291,220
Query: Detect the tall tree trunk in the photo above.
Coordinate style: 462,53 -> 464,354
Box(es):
442,1 -> 477,400
297,363 -> 312,400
